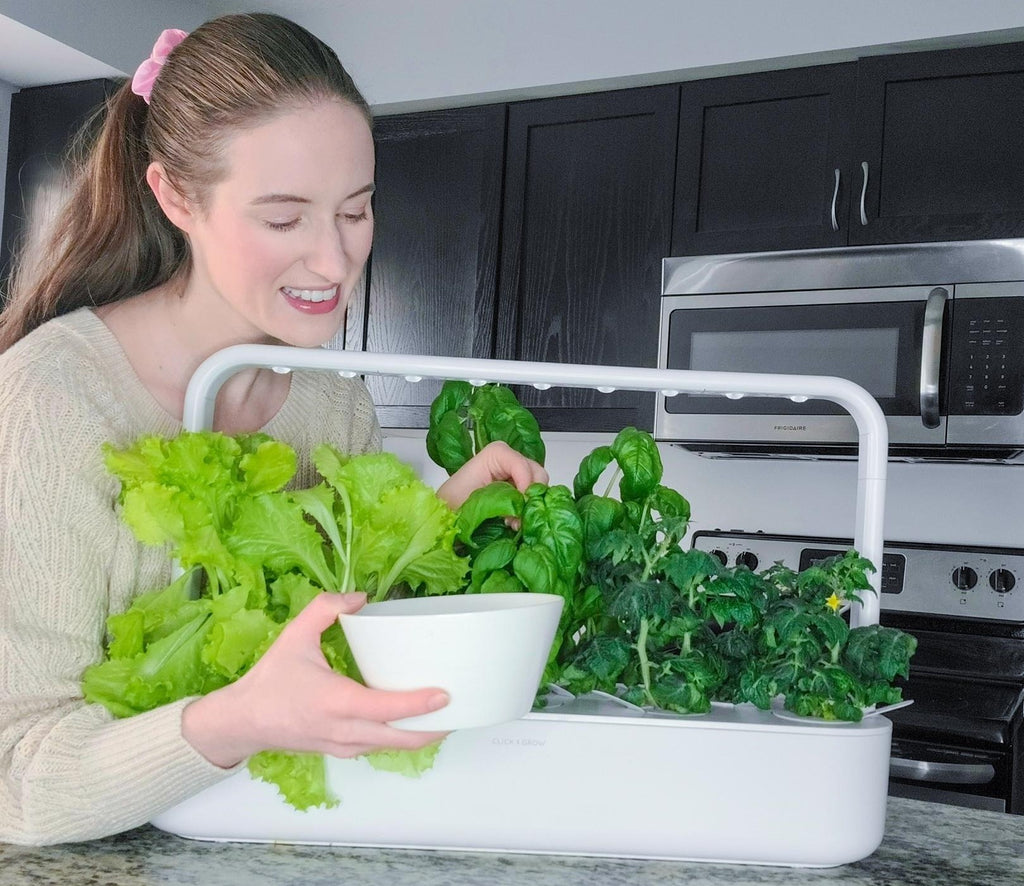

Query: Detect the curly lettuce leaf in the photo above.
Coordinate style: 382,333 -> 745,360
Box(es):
91,431 -> 471,810
247,751 -> 336,811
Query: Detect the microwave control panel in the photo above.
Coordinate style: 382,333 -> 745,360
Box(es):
947,295 -> 1024,416
691,530 -> 1024,623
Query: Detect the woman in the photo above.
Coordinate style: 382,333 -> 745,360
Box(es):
0,13 -> 545,845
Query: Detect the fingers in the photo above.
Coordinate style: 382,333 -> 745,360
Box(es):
482,441 -> 549,492
321,716 -> 449,757
279,591 -> 366,647
291,682 -> 451,759
320,724 -> 449,760
338,681 -> 449,725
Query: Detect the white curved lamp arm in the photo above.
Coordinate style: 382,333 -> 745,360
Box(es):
183,347 -> 888,627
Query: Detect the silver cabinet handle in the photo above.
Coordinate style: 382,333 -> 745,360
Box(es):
890,757 -> 996,785
830,168 -> 840,231
920,286 -> 948,429
859,161 -> 869,225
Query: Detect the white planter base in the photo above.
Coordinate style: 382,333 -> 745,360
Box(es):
152,695 -> 892,868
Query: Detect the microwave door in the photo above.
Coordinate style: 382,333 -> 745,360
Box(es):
944,282 -> 1024,450
656,287 -> 950,450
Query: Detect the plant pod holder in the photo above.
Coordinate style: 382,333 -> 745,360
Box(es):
151,348 -> 891,867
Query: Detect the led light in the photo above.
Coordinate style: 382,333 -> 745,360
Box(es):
725,392 -> 746,400
790,395 -> 809,403
533,382 -> 551,390
272,366 -> 292,374
404,375 -> 423,383
468,378 -> 488,387
597,386 -> 616,393
661,389 -> 680,397
338,370 -> 357,378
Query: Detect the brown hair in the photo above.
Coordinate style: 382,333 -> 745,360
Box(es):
0,12 -> 371,351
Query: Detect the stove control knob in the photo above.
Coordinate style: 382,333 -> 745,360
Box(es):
709,549 -> 728,566
990,569 -> 1016,594
951,566 -> 978,591
736,551 -> 759,571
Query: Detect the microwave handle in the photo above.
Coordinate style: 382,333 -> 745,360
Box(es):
920,286 -> 948,429
830,168 -> 841,231
859,161 -> 869,225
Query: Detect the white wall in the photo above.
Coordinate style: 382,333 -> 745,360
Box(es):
252,0 -> 1024,112
384,429 -> 1021,551
0,77 -> 12,227
6,2 -> 1024,112
0,1 -> 220,82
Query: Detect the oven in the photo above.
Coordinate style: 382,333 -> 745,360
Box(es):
691,530 -> 1024,813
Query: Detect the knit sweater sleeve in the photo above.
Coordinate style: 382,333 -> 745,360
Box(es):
0,336 -> 237,845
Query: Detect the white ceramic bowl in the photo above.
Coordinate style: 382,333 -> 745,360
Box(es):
338,592 -> 564,731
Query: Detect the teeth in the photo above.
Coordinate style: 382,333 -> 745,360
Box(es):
283,286 -> 336,303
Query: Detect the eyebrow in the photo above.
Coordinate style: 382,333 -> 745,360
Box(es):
249,183 -> 375,206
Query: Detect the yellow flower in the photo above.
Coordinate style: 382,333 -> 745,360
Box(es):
826,592 -> 842,612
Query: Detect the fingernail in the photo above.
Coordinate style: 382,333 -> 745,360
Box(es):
428,692 -> 449,711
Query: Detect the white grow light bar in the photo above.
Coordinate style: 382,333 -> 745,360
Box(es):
182,347 -> 888,627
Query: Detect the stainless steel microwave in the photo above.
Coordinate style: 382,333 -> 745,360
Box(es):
656,239 -> 1024,462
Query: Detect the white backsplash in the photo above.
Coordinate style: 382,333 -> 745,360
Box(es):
383,429 -> 1023,549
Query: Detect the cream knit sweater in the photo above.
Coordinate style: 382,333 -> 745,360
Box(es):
0,308 -> 381,845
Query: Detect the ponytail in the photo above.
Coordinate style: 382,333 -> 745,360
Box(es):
0,12 -> 369,353
0,81 -> 188,352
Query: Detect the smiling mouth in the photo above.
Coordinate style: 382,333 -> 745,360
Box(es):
281,286 -> 341,314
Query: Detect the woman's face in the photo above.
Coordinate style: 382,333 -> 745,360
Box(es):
181,99 -> 375,348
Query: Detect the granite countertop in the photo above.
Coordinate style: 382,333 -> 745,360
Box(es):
2,797 -> 1022,886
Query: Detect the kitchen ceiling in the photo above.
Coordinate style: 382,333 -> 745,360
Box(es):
0,13 -> 122,87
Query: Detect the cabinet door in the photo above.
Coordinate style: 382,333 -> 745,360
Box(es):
851,42 -> 1024,245
2,79 -> 115,282
672,64 -> 856,255
348,105 -> 505,428
497,85 -> 678,433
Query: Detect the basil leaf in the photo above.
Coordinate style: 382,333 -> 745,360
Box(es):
470,537 -> 519,592
426,409 -> 474,475
469,385 -> 546,466
573,445 -> 614,498
576,493 -> 624,558
428,379 -> 472,428
610,427 -> 662,502
513,544 -> 560,596
455,481 -> 524,547
479,570 -> 526,594
520,484 -> 583,585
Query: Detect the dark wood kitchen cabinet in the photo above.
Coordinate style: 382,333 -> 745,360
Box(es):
850,41 -> 1024,245
496,85 -> 679,432
672,63 -> 857,256
2,78 -> 116,285
348,104 -> 506,428
672,40 -> 1024,255
362,86 -> 678,434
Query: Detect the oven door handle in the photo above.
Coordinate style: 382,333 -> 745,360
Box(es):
890,756 -> 996,785
919,286 -> 948,429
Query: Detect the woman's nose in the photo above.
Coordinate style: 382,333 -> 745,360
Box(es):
305,221 -> 349,281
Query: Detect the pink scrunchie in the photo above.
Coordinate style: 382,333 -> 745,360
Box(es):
131,28 -> 189,104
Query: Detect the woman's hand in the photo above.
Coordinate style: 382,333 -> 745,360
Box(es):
436,441 -> 549,510
181,593 -> 449,769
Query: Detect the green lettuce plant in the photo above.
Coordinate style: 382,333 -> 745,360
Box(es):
83,430 -> 467,810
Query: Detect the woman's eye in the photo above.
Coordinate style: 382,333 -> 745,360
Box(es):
342,211 -> 369,223
264,218 -> 301,232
